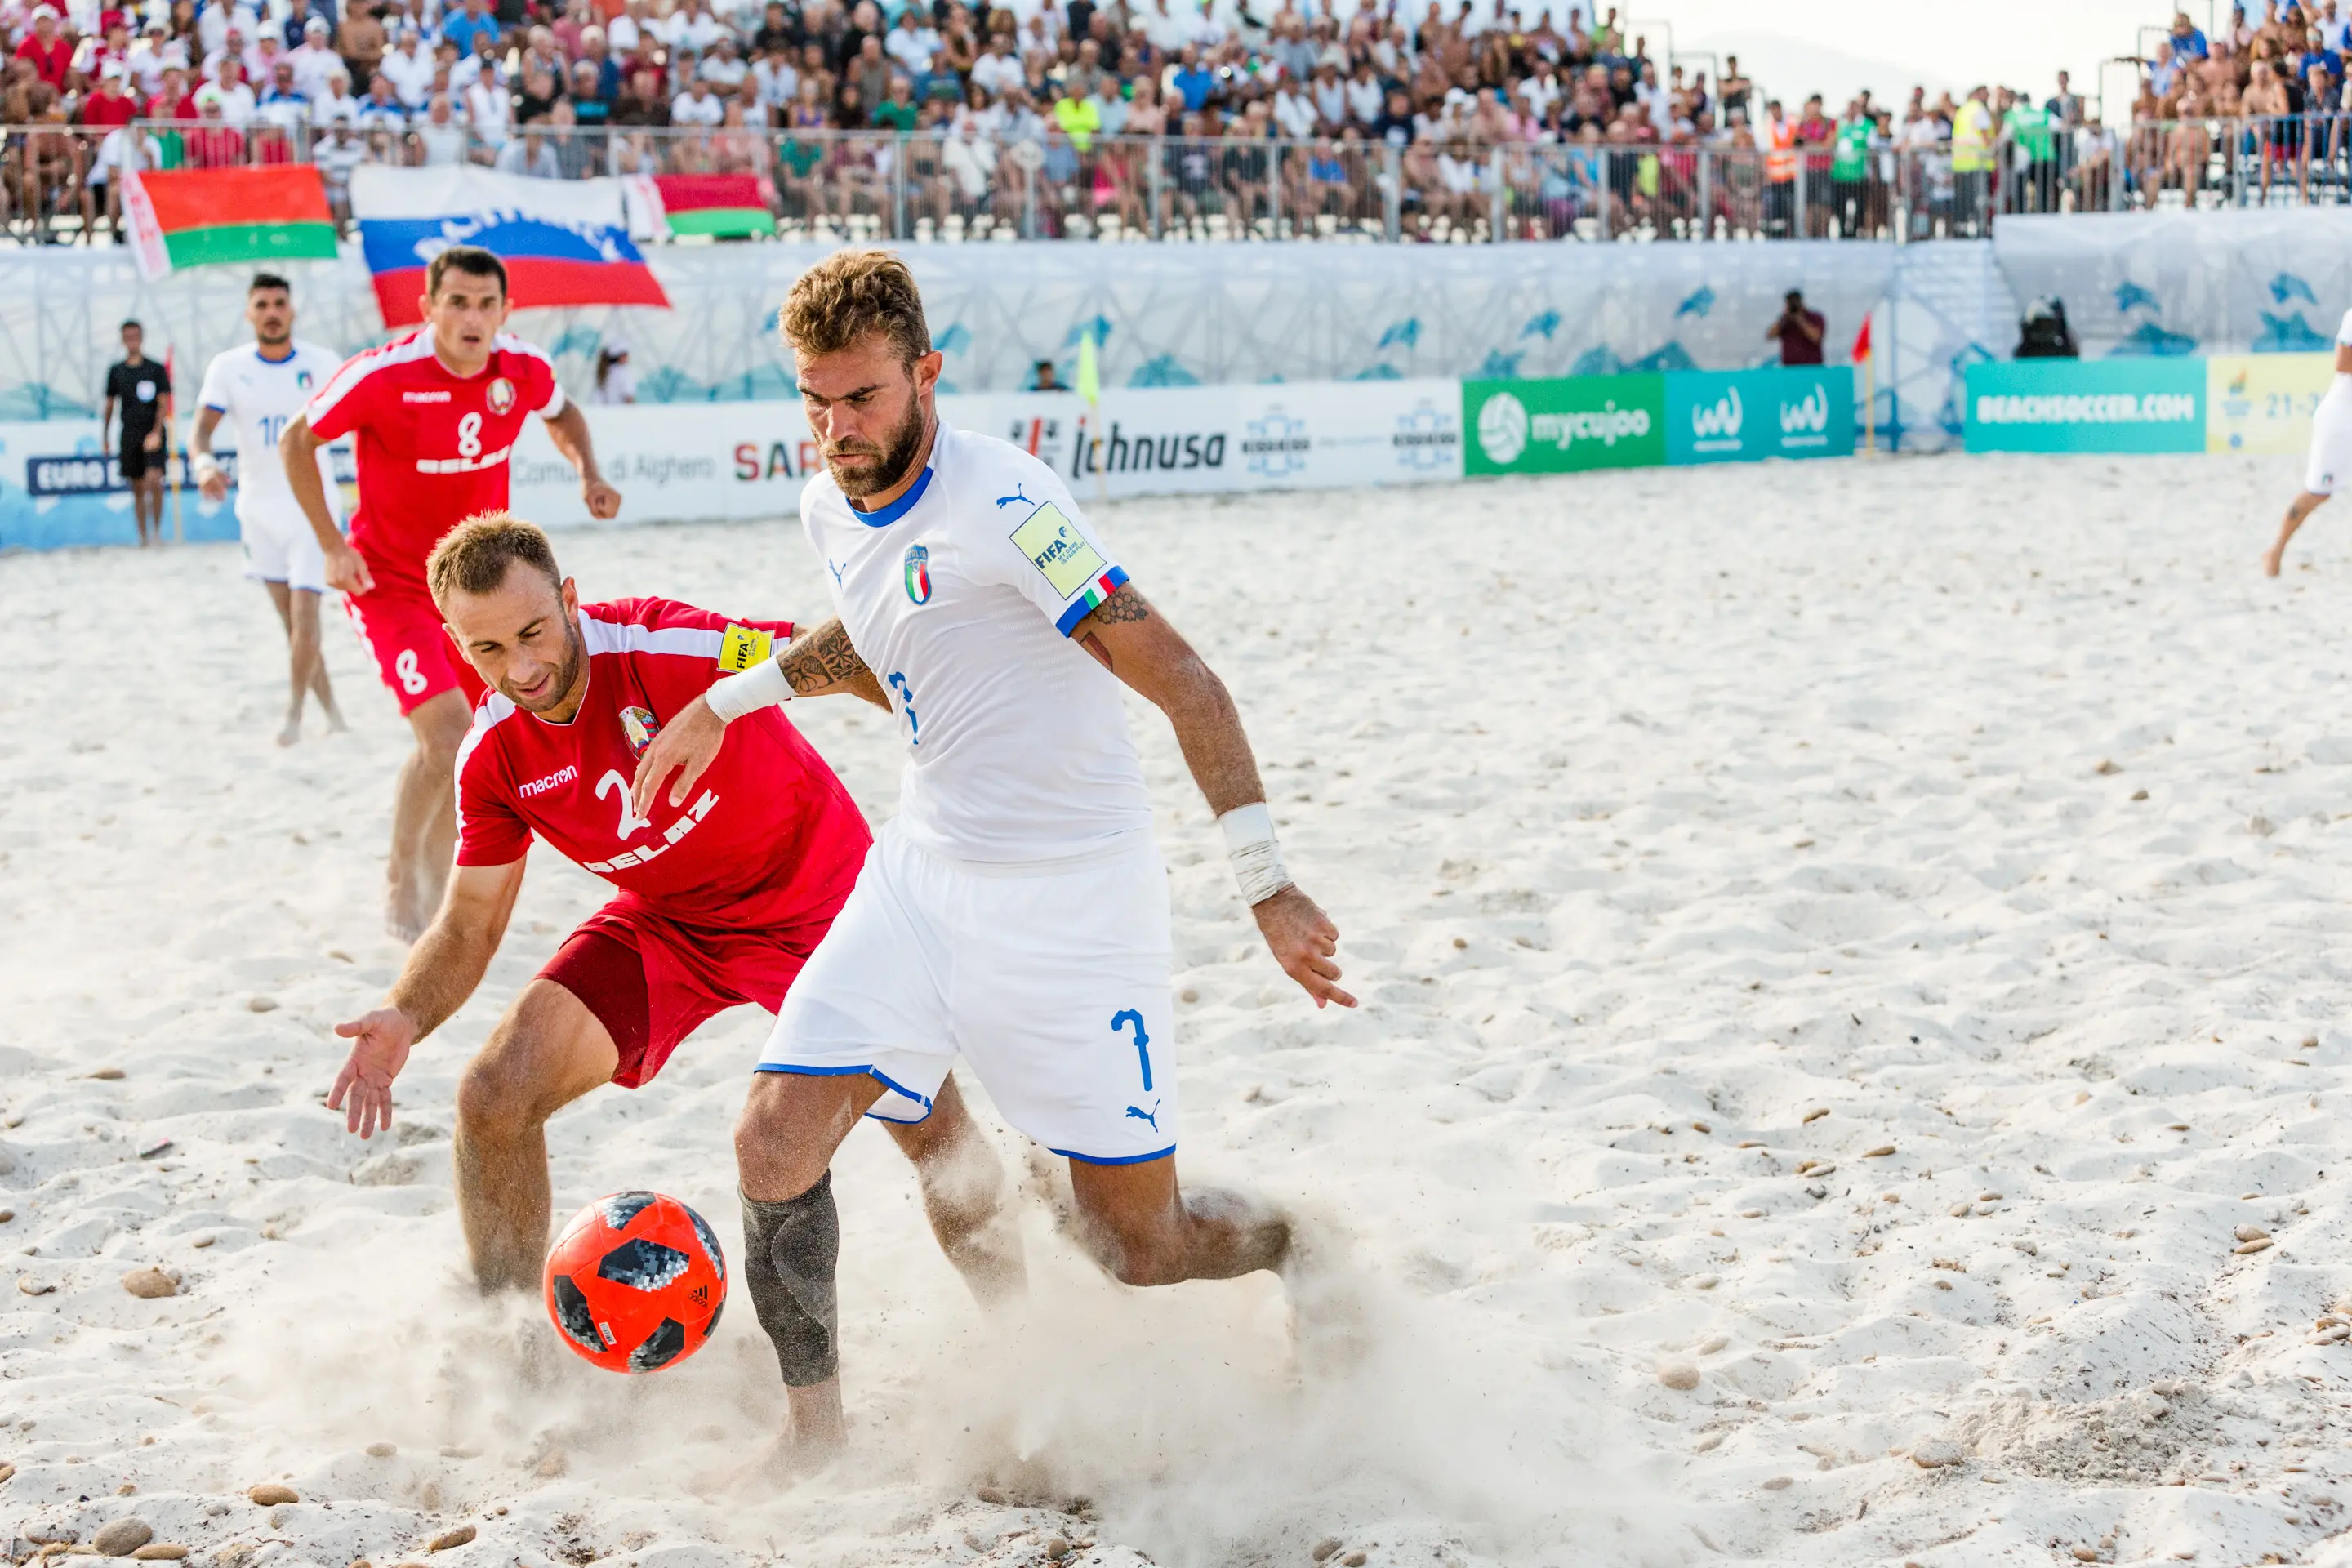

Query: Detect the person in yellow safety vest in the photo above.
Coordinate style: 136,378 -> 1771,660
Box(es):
1054,82 -> 1102,152
1952,84 -> 1995,234
1759,97 -> 1797,234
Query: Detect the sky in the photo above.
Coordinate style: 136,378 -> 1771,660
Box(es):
1576,0 -> 2169,122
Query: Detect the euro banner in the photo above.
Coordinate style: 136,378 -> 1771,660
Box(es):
1962,359 -> 2205,453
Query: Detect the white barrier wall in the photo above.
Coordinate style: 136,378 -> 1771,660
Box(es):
1994,211 -> 2352,358
0,239 -> 1895,416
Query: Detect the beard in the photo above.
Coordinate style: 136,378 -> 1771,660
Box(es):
498,617 -> 584,714
822,396 -> 929,501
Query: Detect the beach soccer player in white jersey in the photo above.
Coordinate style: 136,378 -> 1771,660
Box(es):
630,250 -> 1354,1459
2265,306 -> 2352,575
191,272 -> 349,746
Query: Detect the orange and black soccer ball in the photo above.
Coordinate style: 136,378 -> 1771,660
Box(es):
543,1191 -> 727,1374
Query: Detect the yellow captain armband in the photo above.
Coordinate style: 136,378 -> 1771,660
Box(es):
717,623 -> 774,672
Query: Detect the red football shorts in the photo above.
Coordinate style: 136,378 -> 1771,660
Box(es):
343,582 -> 483,716
538,893 -> 844,1089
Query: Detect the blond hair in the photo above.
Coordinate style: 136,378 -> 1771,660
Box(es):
780,250 -> 931,367
426,512 -> 561,604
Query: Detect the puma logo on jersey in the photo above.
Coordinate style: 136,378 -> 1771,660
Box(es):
518,764 -> 579,797
993,485 -> 1034,508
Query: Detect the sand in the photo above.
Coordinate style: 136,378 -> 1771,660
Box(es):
6,450 -> 2352,1567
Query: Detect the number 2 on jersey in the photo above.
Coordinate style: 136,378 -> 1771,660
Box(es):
595,768 -> 653,840
887,671 -> 920,746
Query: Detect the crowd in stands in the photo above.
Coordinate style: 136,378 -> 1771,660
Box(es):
0,0 -> 2278,241
2136,4 -> 2352,122
2123,5 -> 2352,204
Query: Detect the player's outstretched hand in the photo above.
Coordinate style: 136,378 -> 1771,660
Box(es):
1253,884 -> 1357,1009
632,693 -> 725,817
323,538 -> 374,596
328,1007 -> 418,1139
582,474 -> 622,520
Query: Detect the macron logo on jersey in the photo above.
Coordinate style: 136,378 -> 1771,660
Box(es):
519,764 -> 579,798
403,390 -> 453,403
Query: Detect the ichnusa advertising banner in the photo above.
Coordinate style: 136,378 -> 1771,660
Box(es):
1664,367 -> 1855,465
1463,374 -> 1667,475
1963,359 -> 2205,453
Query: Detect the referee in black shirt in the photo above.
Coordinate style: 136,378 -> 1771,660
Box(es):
102,319 -> 171,547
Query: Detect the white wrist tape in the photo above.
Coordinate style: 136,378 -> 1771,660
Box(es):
191,452 -> 222,482
1218,801 -> 1293,906
704,657 -> 791,723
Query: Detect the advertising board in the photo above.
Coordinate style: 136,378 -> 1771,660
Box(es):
1962,359 -> 2205,454
1462,374 -> 1668,476
2205,353 -> 2333,455
1665,368 -> 1856,465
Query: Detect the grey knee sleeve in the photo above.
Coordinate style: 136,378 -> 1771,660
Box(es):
740,1174 -> 840,1388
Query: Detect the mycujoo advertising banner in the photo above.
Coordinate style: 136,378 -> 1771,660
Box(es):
1962,359 -> 2205,454
2206,352 -> 2333,455
1464,374 -> 1668,476
1665,367 -> 1856,466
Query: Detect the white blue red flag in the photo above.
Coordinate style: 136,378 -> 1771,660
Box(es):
350,166 -> 670,327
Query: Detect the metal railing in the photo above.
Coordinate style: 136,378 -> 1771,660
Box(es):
0,115 -> 2333,247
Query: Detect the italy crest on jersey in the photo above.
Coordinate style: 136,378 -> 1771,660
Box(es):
296,368 -> 314,391
620,705 -> 661,757
486,376 -> 516,416
902,543 -> 933,605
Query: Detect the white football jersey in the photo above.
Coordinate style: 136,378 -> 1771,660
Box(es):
803,420 -> 1152,864
196,340 -> 341,523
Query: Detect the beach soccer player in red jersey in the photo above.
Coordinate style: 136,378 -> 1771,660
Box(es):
280,245 -> 624,940
325,517 -> 1022,1439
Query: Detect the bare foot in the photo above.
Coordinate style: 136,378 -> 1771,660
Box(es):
697,1385 -> 844,1496
324,707 -> 349,735
2265,544 -> 2286,577
385,882 -> 429,943
277,711 -> 301,747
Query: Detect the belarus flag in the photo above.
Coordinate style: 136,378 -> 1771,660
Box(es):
122,166 -> 339,280
351,166 -> 670,327
630,173 -> 775,239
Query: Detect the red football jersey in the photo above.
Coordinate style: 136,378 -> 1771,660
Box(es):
454,599 -> 871,929
305,329 -> 564,590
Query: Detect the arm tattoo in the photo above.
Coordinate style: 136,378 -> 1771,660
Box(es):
1082,582 -> 1154,627
777,618 -> 871,696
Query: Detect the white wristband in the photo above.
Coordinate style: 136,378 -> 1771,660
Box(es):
704,657 -> 791,723
1218,801 -> 1293,906
192,452 -> 222,482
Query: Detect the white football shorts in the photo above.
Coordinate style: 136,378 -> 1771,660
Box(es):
760,819 -> 1179,1165
240,498 -> 327,593
2305,381 -> 2352,497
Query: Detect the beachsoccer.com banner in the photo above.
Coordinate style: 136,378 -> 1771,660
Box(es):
1962,359 -> 2205,454
1463,368 -> 1856,478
